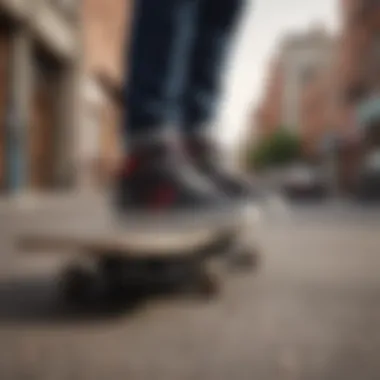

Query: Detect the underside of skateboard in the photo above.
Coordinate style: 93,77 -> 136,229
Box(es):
58,236 -> 258,306
17,205 -> 262,306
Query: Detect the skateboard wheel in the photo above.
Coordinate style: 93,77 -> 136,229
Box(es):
197,273 -> 220,298
60,266 -> 97,304
195,259 -> 224,299
200,277 -> 220,297
99,258 -> 149,304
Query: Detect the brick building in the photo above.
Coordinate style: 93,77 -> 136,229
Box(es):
334,0 -> 380,193
0,0 -> 135,193
79,0 -> 132,188
254,3 -> 380,193
299,53 -> 340,156
255,24 -> 337,157
341,0 -> 380,101
255,57 -> 284,140
0,0 -> 82,195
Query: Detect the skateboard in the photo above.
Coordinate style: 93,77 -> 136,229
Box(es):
16,202 -> 261,304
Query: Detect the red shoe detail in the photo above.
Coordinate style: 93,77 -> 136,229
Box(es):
123,156 -> 140,176
149,185 -> 176,209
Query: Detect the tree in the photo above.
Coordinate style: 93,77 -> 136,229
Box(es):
246,128 -> 301,170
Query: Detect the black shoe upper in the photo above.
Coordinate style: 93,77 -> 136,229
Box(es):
114,140 -> 226,212
184,136 -> 256,200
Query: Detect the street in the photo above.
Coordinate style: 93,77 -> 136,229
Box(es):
0,198 -> 380,379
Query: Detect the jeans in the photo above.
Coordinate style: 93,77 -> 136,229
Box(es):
124,0 -> 245,137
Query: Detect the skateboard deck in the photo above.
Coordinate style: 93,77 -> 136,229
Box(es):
16,196 -> 260,258
17,226 -> 236,258
17,207 -> 241,258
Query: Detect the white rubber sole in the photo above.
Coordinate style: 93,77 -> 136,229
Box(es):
18,229 -> 222,255
18,201 -> 261,257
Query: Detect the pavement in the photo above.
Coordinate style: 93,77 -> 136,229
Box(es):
0,195 -> 380,379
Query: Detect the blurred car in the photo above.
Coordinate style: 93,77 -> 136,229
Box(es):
281,163 -> 329,200
356,150 -> 380,201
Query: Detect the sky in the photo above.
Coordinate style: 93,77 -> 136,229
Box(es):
218,0 -> 340,150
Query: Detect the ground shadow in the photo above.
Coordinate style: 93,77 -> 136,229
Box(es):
0,261 -> 213,326
0,272 -> 200,326
0,275 -> 140,326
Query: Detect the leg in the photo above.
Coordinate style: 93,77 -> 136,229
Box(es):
178,0 -> 260,267
180,0 -> 246,132
116,0 -> 239,230
124,0 -> 200,138
180,0 -> 255,201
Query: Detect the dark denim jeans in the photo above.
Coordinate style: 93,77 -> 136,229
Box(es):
124,0 -> 245,137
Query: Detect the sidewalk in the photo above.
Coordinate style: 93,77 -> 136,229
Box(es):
0,189 -> 107,215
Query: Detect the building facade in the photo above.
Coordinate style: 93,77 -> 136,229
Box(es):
255,25 -> 337,155
336,0 -> 380,194
341,0 -> 380,102
252,3 -> 380,194
0,0 -> 82,194
79,0 -> 131,188
255,56 -> 284,140
280,25 -> 336,136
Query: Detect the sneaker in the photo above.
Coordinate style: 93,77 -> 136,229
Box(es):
184,134 -> 257,203
113,137 -> 240,238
